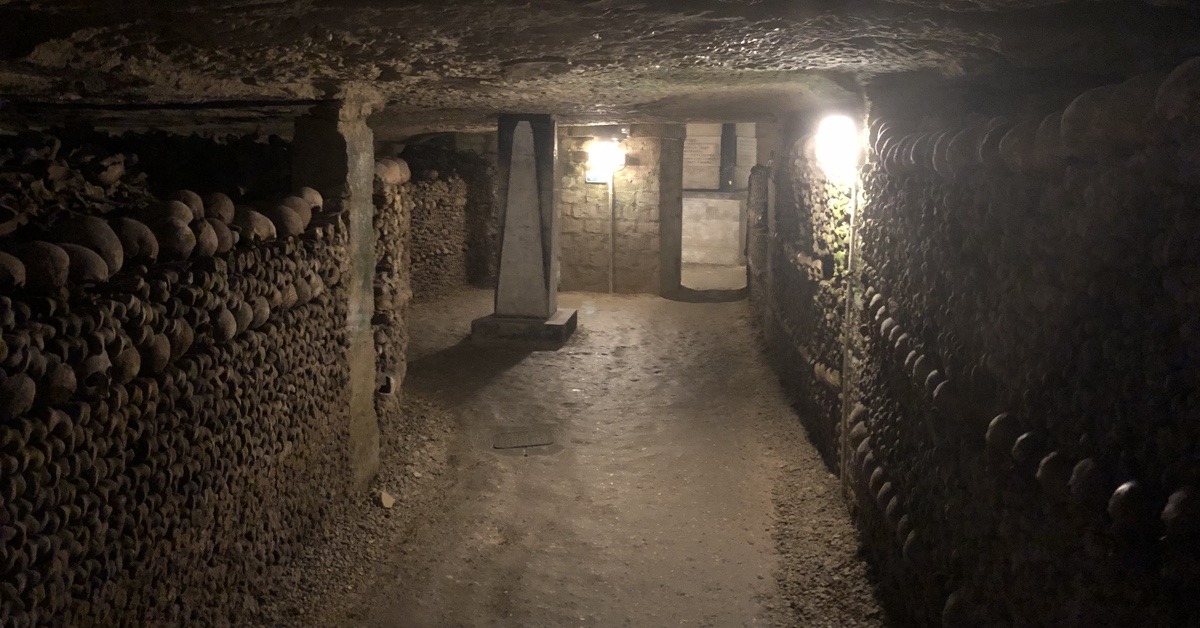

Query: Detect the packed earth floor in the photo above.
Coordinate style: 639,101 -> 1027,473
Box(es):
681,263 -> 749,292
283,289 -> 888,627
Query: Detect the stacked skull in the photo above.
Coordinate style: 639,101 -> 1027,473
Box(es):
0,131 -> 353,626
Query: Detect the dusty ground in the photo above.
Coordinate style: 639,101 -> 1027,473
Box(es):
290,288 -> 888,627
250,392 -> 458,627
260,288 -> 886,626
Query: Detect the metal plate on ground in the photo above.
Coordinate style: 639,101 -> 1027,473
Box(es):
492,427 -> 555,450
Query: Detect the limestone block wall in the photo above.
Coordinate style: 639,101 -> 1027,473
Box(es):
754,56 -> 1200,626
683,123 -> 723,190
733,123 -> 758,192
0,130 -> 354,625
681,193 -> 745,266
682,122 -> 756,192
558,125 -> 683,294
558,132 -> 613,292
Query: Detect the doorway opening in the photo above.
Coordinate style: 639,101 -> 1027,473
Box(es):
680,122 -> 751,292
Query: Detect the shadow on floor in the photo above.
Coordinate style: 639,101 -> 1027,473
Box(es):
668,286 -> 749,303
405,339 -> 531,399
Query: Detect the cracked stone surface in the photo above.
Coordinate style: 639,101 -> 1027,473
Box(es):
1,1 -> 1198,134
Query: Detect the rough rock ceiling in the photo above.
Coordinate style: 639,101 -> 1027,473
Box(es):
0,0 -> 1198,136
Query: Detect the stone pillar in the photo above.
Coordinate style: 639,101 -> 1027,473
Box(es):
754,122 -> 782,171
754,121 -> 784,288
292,100 -> 379,491
655,125 -> 686,298
734,123 -> 758,190
472,114 -> 577,347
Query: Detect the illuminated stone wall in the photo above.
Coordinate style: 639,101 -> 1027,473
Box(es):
558,125 -> 684,295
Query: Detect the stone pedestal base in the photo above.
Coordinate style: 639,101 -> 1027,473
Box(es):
471,309 -> 578,349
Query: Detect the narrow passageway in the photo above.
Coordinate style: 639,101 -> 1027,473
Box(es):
357,289 -> 884,627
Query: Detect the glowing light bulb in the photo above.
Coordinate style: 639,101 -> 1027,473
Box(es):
815,115 -> 860,184
585,140 -> 626,180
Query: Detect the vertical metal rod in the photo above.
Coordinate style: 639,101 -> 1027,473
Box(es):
608,173 -> 616,293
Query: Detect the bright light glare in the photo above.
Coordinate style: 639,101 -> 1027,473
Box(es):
815,115 -> 860,183
585,140 -> 626,177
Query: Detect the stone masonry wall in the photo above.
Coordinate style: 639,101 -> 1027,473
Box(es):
559,126 -> 681,294
754,56 -> 1200,626
557,132 -> 612,292
0,130 -> 354,625
682,193 -> 745,266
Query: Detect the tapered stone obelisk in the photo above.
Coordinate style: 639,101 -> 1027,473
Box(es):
472,114 -> 577,347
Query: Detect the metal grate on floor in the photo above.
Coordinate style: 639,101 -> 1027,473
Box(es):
491,427 -> 555,450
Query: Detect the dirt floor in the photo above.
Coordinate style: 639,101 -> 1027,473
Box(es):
681,263 -> 748,291
278,288 -> 887,627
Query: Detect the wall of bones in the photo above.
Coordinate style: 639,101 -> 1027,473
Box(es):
0,130 -> 430,625
752,57 -> 1200,626
401,144 -> 499,291
407,175 -> 470,302
372,158 -> 413,420
748,137 -> 852,470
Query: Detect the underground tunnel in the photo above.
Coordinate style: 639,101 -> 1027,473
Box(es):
2,1 -> 1200,626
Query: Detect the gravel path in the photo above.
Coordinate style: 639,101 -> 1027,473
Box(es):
270,289 -> 887,626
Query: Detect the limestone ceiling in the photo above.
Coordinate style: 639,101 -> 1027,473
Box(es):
0,1 -> 1197,134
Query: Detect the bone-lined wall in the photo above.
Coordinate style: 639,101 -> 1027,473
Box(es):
0,131 -> 426,626
408,177 -> 469,301
372,158 -> 414,420
400,144 -> 499,298
0,130 -> 350,626
749,128 -> 852,468
753,57 -> 1200,625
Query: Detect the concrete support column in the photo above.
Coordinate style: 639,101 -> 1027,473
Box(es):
472,114 -> 577,347
292,99 -> 379,491
755,120 -> 784,290
653,125 -> 686,298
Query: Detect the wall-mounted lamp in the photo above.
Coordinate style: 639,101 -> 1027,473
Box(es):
579,127 -> 629,293
821,112 -> 864,493
815,114 -> 861,184
585,139 -> 627,183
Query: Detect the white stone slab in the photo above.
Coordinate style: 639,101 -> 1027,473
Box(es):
736,137 -> 758,167
683,136 -> 721,190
